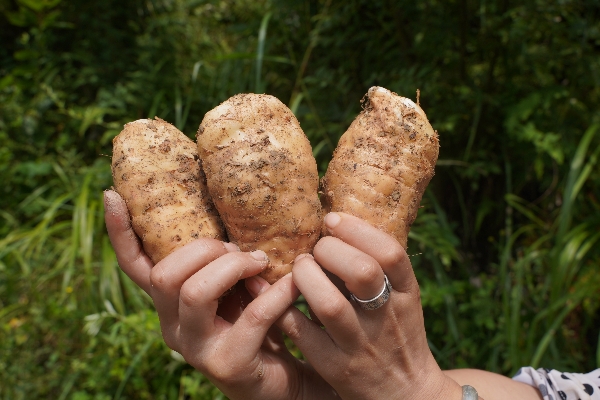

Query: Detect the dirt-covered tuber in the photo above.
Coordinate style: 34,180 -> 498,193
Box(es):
111,117 -> 226,264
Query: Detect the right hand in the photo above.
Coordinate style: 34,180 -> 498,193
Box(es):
253,212 -> 464,400
103,189 -> 338,400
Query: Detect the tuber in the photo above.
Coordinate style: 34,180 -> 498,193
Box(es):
111,117 -> 226,264
197,94 -> 322,283
321,87 -> 439,249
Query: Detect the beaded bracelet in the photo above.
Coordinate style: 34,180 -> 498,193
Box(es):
462,385 -> 478,400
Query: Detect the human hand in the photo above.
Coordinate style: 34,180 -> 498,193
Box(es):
103,189 -> 338,400
255,212 -> 464,400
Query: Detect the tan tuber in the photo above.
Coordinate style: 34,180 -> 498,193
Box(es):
111,117 -> 226,264
321,86 -> 439,249
197,94 -> 322,283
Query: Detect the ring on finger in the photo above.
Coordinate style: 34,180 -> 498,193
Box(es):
350,274 -> 392,311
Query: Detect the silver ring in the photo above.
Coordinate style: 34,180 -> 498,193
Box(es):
350,274 -> 392,310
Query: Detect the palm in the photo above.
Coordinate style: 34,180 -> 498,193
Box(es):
204,282 -> 335,400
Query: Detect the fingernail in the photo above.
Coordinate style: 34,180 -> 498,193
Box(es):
324,212 -> 341,229
250,250 -> 267,261
246,275 -> 269,297
223,242 -> 240,252
294,253 -> 313,263
103,190 -> 123,216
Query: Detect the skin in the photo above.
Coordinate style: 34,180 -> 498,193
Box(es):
445,369 -> 542,400
105,190 -> 542,400
276,212 -> 463,400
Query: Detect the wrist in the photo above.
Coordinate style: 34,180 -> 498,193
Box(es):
404,354 -> 463,400
434,374 -> 464,400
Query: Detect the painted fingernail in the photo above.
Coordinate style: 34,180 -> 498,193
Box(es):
294,253 -> 314,263
250,250 -> 267,261
324,212 -> 341,229
223,242 -> 240,252
246,275 -> 269,297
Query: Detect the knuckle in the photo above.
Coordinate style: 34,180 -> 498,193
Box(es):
244,302 -> 269,327
379,242 -> 409,268
319,295 -> 348,322
179,280 -> 207,308
149,264 -> 169,291
354,257 -> 381,286
345,355 -> 367,380
284,318 -> 303,341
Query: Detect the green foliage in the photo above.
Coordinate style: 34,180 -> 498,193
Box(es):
1,0 -> 600,398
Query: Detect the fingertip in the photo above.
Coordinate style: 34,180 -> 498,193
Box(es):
292,253 -> 317,278
103,188 -> 116,198
324,212 -> 341,230
103,189 -> 124,213
294,253 -> 313,263
103,190 -> 131,234
250,250 -> 268,261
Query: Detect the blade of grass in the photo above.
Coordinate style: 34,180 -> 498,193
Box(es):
289,92 -> 304,115
0,303 -> 26,322
505,194 -> 546,228
179,61 -> 203,131
311,139 -> 327,159
174,86 -> 183,130
255,12 -> 272,93
113,338 -> 156,400
299,81 -> 335,152
557,124 -> 598,241
570,145 -> 599,203
147,90 -> 165,119
52,162 -> 71,189
289,0 -> 331,102
57,372 -> 80,400
530,294 -> 584,368
430,256 -> 460,343
101,235 -> 126,315
500,148 -> 513,366
463,89 -> 482,162
16,184 -> 51,212
507,251 -> 539,368
449,172 -> 470,244
597,330 -> 600,369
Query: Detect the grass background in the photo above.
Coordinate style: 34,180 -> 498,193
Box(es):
1,0 -> 599,398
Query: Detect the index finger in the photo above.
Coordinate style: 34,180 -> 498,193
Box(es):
104,189 -> 153,294
322,212 -> 416,293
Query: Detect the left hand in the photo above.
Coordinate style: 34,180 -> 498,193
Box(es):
248,212 -> 464,400
103,189 -> 338,400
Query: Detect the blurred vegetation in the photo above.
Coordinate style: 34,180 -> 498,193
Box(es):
1,0 -> 599,398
